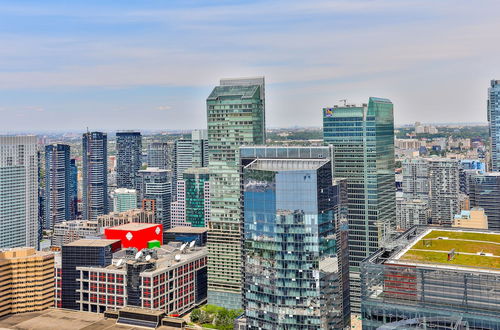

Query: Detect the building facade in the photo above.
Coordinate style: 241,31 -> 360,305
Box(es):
82,132 -> 108,220
51,220 -> 101,247
488,80 -> 500,171
116,132 -> 142,189
44,144 -> 72,229
137,168 -> 172,230
112,188 -> 138,213
396,198 -> 431,230
428,158 -> 460,225
97,209 -> 155,228
206,78 -> 265,309
453,208 -> 488,229
191,129 -> 209,168
0,136 -> 38,248
0,247 -> 54,317
323,98 -> 395,312
402,159 -> 430,202
147,142 -> 169,169
243,158 -> 350,329
469,172 -> 500,230
70,159 -> 78,219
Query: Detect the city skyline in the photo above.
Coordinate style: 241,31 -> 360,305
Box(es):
1,1 -> 500,132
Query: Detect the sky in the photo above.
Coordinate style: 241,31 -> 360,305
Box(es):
1,0 -> 500,132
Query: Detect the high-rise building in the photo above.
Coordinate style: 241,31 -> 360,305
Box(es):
112,188 -> 138,213
172,139 -> 193,197
191,129 -> 209,168
488,80 -> 500,171
469,172 -> 500,230
402,159 -> 430,202
0,247 -> 54,317
69,159 -> 78,219
116,132 -> 142,189
171,167 -> 210,228
242,158 -> 350,329
44,144 -> 71,229
396,198 -> 431,230
82,132 -> 108,221
323,98 -> 395,312
361,226 -> 500,329
428,158 -> 459,225
61,239 -> 121,310
137,168 -> 172,231
206,77 -> 265,309
147,142 -> 169,169
0,136 -> 38,248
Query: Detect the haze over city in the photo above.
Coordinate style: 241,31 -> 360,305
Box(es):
1,0 -> 500,132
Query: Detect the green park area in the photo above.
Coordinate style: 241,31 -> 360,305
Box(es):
400,230 -> 500,269
189,304 -> 243,330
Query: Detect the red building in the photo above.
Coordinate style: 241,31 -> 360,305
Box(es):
104,223 -> 163,250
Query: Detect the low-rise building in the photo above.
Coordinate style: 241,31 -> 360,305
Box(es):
164,227 -> 208,247
0,247 -> 54,317
104,223 -> 163,250
52,220 -> 100,247
453,208 -> 488,229
97,209 -> 155,228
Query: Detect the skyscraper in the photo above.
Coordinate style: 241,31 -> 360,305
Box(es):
206,77 -> 265,309
172,138 -> 193,198
402,159 -> 430,202
44,144 -> 71,229
488,80 -> 500,171
69,159 -> 78,219
192,129 -> 209,168
428,158 -> 459,225
137,168 -> 171,231
112,188 -> 138,213
147,142 -> 169,169
469,172 -> 500,230
0,136 -> 39,248
116,131 -> 142,189
242,157 -> 350,329
82,132 -> 108,220
323,97 -> 395,312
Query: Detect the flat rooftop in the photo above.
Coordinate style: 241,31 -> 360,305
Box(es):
66,239 -> 121,247
0,308 -> 176,330
165,226 -> 207,234
108,223 -> 160,231
394,229 -> 500,270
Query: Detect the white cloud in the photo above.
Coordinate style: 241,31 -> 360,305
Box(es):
156,105 -> 172,111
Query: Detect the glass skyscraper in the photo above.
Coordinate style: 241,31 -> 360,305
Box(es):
243,158 -> 350,329
82,132 -> 108,220
44,144 -> 72,229
184,167 -> 210,227
116,131 -> 142,189
206,77 -> 265,309
137,168 -> 171,231
323,97 -> 395,312
69,159 -> 78,219
469,172 -> 500,230
488,80 -> 500,171
147,142 -> 169,169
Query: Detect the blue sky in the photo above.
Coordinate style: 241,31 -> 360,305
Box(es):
1,0 -> 499,132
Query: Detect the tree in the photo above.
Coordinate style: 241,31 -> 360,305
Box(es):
190,309 -> 200,323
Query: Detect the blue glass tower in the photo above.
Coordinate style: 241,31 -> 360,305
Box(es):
45,144 -> 71,229
70,159 -> 78,219
488,80 -> 500,171
116,131 -> 142,189
82,132 -> 108,220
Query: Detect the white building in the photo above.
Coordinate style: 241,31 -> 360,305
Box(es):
428,158 -> 460,225
0,136 -> 38,248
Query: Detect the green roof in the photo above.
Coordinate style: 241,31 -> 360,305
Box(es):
400,229 -> 500,269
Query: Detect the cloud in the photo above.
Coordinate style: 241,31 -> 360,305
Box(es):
156,105 -> 172,111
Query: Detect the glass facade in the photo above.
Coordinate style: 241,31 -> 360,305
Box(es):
184,168 -> 210,227
488,80 -> 500,171
70,159 -> 78,220
137,168 -> 171,231
243,159 -> 350,329
206,80 -> 265,309
470,172 -> 500,230
82,132 -> 108,220
44,144 -> 71,229
116,132 -> 142,189
147,142 -> 169,170
323,97 -> 395,312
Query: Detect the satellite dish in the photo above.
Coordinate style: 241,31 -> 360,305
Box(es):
189,241 -> 196,248
180,243 -> 187,252
135,251 -> 143,260
175,255 -> 181,261
145,255 -> 151,261
116,259 -> 124,267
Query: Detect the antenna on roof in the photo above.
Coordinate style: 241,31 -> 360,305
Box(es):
116,259 -> 124,267
145,255 -> 151,261
189,241 -> 196,248
180,243 -> 187,252
175,255 -> 181,261
135,251 -> 143,260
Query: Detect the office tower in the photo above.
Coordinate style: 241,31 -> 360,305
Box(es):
452,208 -> 488,229
460,169 -> 482,195
147,142 -> 169,169
395,198 -> 431,230
206,78 -> 265,309
73,244 -> 207,314
51,220 -> 100,247
44,144 -> 71,229
0,248 -> 54,317
69,159 -> 78,219
0,136 -> 38,248
61,239 -> 121,310
242,158 -> 350,329
171,167 -> 210,228
361,226 -> 500,329
116,131 -> 142,189
97,209 -> 155,228
82,132 -> 108,220
469,172 -> 500,230
402,159 -> 430,202
172,138 -> 193,197
112,188 -> 138,213
488,80 -> 500,171
428,158 -> 460,225
137,168 -> 172,230
322,98 -> 395,312
191,129 -> 209,168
